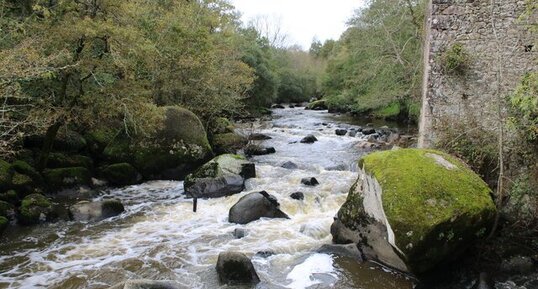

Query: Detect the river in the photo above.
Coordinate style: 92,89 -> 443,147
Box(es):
0,107 -> 415,289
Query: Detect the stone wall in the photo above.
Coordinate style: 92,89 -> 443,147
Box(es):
418,0 -> 537,147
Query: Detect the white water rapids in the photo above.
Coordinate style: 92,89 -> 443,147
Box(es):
0,108 -> 414,289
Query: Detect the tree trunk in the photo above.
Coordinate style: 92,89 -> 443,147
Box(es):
36,122 -> 62,172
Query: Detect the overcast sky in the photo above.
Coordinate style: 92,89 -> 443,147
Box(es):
230,0 -> 366,50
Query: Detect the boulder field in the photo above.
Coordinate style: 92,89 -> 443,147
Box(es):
331,148 -> 496,275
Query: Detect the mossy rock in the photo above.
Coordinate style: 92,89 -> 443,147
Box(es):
18,193 -> 54,225
333,148 -> 496,274
0,159 -> 13,191
211,117 -> 235,134
0,190 -> 19,205
24,128 -> 87,152
11,160 -> 43,184
0,200 -> 13,218
85,128 -> 117,155
103,106 -> 212,179
212,133 -> 248,155
0,216 -> 8,234
47,153 -> 93,170
101,163 -> 141,186
43,167 -> 92,191
306,99 -> 328,110
184,154 -> 250,198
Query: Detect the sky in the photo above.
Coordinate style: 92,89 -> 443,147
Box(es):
230,0 -> 366,50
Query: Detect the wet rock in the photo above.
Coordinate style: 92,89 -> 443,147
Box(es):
244,145 -> 276,156
248,133 -> 272,140
349,130 -> 358,137
500,256 -> 535,274
290,192 -> 304,200
229,191 -> 289,224
69,199 -> 125,222
18,194 -> 55,225
272,104 -> 285,109
281,161 -> 298,170
325,164 -> 347,171
317,244 -> 363,262
233,228 -> 247,239
184,154 -> 254,199
331,149 -> 496,274
240,163 -> 256,179
216,252 -> 260,285
335,129 -> 348,136
301,177 -> 319,186
362,128 -> 376,135
212,133 -> 248,154
255,250 -> 275,258
101,163 -> 141,186
300,135 -> 318,144
43,167 -> 92,191
388,132 -> 400,144
305,100 -> 328,110
109,280 -> 186,289
471,273 -> 494,289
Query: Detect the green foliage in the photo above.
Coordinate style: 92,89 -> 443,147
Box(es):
321,0 -> 425,119
441,43 -> 470,75
508,72 -> 538,143
506,175 -> 538,223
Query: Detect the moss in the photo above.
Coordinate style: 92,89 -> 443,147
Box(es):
54,129 -> 87,152
0,159 -> 13,190
11,160 -> 42,184
18,193 -> 53,225
101,199 -> 125,217
160,106 -> 211,152
360,148 -> 496,272
0,200 -> 12,217
441,43 -> 470,75
85,128 -> 117,154
0,216 -> 7,234
43,167 -> 91,191
212,117 -> 235,134
184,154 -> 246,189
306,99 -> 327,110
101,163 -> 140,186
47,153 -> 93,170
0,190 -> 19,205
212,133 -> 248,154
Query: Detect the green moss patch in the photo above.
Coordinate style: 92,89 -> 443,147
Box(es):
0,190 -> 19,205
43,167 -> 91,191
0,159 -> 13,190
0,216 -> 8,234
212,133 -> 248,154
18,193 -> 54,225
0,200 -> 13,218
101,163 -> 140,186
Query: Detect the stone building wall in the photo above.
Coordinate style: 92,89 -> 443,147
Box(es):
418,0 -> 537,147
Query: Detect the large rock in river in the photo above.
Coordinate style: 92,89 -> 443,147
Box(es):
229,191 -> 289,224
69,199 -> 125,222
216,252 -> 260,285
103,106 -> 212,180
331,148 -> 496,275
184,154 -> 255,199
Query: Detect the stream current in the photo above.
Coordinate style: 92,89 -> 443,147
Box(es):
0,107 -> 414,289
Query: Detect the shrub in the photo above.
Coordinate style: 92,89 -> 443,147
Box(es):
441,43 -> 470,75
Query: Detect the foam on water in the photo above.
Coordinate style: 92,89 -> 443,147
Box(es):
285,253 -> 337,289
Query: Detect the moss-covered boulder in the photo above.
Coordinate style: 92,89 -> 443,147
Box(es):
331,148 -> 496,275
0,216 -> 8,234
184,154 -> 255,199
0,159 -> 13,191
84,128 -> 116,156
0,190 -> 19,205
306,99 -> 328,110
101,163 -> 141,186
47,153 -> 93,170
43,167 -> 92,191
0,200 -> 13,218
24,128 -> 87,152
103,106 -> 212,180
18,193 -> 55,225
212,133 -> 248,155
211,117 -> 235,134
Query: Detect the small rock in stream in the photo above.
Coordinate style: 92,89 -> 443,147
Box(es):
362,127 -> 376,135
301,177 -> 319,186
244,145 -> 276,156
290,192 -> 304,200
281,161 -> 298,169
216,252 -> 260,285
248,133 -> 272,140
335,129 -> 348,136
233,228 -> 247,239
109,280 -> 186,289
300,135 -> 318,144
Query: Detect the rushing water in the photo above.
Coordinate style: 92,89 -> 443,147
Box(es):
0,108 -> 414,289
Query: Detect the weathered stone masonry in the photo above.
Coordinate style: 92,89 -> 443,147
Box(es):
419,0 -> 537,147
